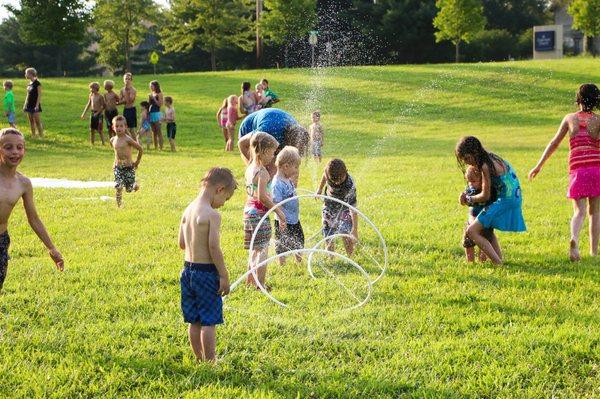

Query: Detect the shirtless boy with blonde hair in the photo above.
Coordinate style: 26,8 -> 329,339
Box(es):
109,115 -> 143,207
119,73 -> 137,138
81,82 -> 106,145
103,80 -> 119,137
0,128 -> 63,291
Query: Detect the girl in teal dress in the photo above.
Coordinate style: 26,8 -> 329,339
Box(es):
456,136 -> 526,264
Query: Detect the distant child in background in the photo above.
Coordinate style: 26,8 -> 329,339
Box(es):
120,72 -> 137,138
179,167 -> 237,362
81,82 -> 106,145
23,67 -> 43,137
261,78 -> 280,107
529,83 -> 600,261
462,165 -> 489,262
457,136 -> 526,265
244,132 -> 286,290
3,81 -> 16,128
254,83 -> 271,110
138,101 -> 151,150
316,159 -> 358,257
225,95 -> 239,152
103,80 -> 119,137
239,82 -> 257,115
273,146 -> 303,265
309,110 -> 324,163
0,128 -> 64,291
216,98 -> 229,148
148,80 -> 164,150
110,115 -> 142,207
164,96 -> 176,152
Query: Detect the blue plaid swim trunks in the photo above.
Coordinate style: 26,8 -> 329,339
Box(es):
180,262 -> 223,325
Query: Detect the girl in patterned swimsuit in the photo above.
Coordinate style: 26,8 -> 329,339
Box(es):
243,132 -> 286,290
529,84 -> 600,261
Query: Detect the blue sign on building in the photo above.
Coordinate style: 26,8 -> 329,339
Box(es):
535,31 -> 555,52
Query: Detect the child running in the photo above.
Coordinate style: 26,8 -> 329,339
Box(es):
244,132 -> 286,290
137,101 -> 151,150
4,81 -> 16,128
23,68 -> 43,137
309,110 -> 324,163
103,80 -> 119,137
456,136 -> 526,265
110,116 -> 142,207
462,165 -> 489,262
0,128 -> 63,291
273,146 -> 303,265
81,82 -> 106,145
529,83 -> 600,261
316,159 -> 358,256
179,167 -> 237,362
164,96 -> 176,152
120,73 -> 137,138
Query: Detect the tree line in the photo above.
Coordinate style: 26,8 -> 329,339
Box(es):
0,0 -> 594,76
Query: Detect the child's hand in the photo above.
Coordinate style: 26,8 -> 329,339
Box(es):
278,214 -> 287,231
218,276 -> 230,295
48,248 -> 64,271
352,228 -> 359,241
528,166 -> 541,180
80,114 -> 85,120
133,161 -> 139,169
459,192 -> 468,205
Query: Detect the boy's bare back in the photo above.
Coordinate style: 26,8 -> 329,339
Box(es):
0,172 -> 29,233
181,199 -> 217,263
110,135 -> 137,166
104,91 -> 119,111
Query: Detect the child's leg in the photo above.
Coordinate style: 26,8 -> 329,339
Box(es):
90,129 -> 95,145
98,127 -> 106,145
221,127 -> 228,144
466,221 -> 502,264
343,236 -> 355,257
157,126 -> 164,150
27,113 -> 36,137
188,323 -> 204,361
588,197 -> 600,256
169,138 -> 176,152
200,325 -> 217,362
115,187 -> 123,207
465,247 -> 475,262
487,230 -> 502,262
255,248 -> 268,286
570,198 -> 586,261
33,113 -> 43,137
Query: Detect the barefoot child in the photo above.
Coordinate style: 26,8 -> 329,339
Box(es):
261,78 -> 280,107
0,128 -> 63,291
110,116 -> 142,207
103,80 -> 119,137
164,96 -> 177,152
225,95 -> 239,152
137,101 -> 151,150
273,146 -> 303,265
216,98 -> 229,147
81,82 -> 106,145
529,83 -> 600,261
179,167 -> 237,362
120,73 -> 137,138
456,136 -> 526,265
244,132 -> 286,289
309,110 -> 324,163
316,159 -> 358,257
3,81 -> 16,128
462,165 -> 489,262
23,68 -> 43,137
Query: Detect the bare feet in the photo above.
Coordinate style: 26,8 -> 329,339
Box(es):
569,239 -> 580,262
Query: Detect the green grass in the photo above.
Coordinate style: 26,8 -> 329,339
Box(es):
0,58 -> 599,398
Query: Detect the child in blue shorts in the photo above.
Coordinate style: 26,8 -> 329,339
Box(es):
179,167 -> 237,362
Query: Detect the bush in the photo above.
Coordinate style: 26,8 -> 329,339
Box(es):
463,29 -> 516,62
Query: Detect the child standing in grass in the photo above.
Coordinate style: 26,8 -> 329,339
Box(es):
462,165 -> 489,262
120,73 -> 137,138
3,81 -> 16,128
309,110 -> 324,163
529,83 -> 600,261
138,101 -> 151,149
216,98 -> 229,147
81,82 -> 106,145
179,167 -> 237,362
110,116 -> 142,207
456,136 -> 526,265
244,132 -> 286,289
273,146 -> 303,265
0,128 -> 63,291
103,80 -> 119,137
164,96 -> 176,152
225,95 -> 239,152
23,67 -> 43,137
316,159 -> 358,257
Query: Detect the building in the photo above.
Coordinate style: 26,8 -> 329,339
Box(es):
554,5 -> 599,55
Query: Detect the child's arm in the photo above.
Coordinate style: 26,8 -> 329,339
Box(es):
529,116 -> 570,180
257,169 -> 286,228
178,215 -> 186,250
216,108 -> 222,124
35,85 -> 42,111
462,165 -> 491,205
21,179 -> 64,271
208,212 -> 230,295
350,211 -> 358,240
127,136 -> 143,167
316,173 -> 327,195
81,96 -> 91,119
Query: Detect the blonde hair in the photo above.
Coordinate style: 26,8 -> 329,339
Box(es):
201,167 -> 238,191
0,128 -> 24,140
250,132 -> 279,164
89,82 -> 100,91
112,115 -> 126,126
103,80 -> 114,89
255,83 -> 263,91
226,95 -> 237,107
275,146 -> 301,167
3,80 -> 13,89
25,67 -> 37,77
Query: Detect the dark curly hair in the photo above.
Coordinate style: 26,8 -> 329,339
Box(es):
576,83 -> 600,112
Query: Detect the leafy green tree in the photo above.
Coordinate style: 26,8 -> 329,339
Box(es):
433,0 -> 486,62
482,0 -> 549,35
569,0 -> 600,55
7,0 -> 89,74
93,0 -> 157,72
161,0 -> 254,71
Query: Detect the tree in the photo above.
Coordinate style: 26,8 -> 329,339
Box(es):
7,0 -> 89,74
569,0 -> 600,55
161,0 -> 254,71
433,0 -> 486,62
93,0 -> 157,72
482,0 -> 549,35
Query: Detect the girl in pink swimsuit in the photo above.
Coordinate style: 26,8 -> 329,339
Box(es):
529,83 -> 600,261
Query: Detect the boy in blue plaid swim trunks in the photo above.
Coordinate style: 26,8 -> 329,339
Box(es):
317,158 -> 359,257
179,167 -> 237,362
110,116 -> 143,207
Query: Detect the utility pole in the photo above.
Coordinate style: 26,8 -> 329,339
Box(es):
256,0 -> 263,68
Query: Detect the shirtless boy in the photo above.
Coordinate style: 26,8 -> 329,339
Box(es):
109,115 -> 143,207
0,128 -> 63,291
119,73 -> 137,138
103,80 -> 120,137
81,82 -> 106,145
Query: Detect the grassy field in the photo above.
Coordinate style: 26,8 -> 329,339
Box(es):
0,58 -> 599,398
